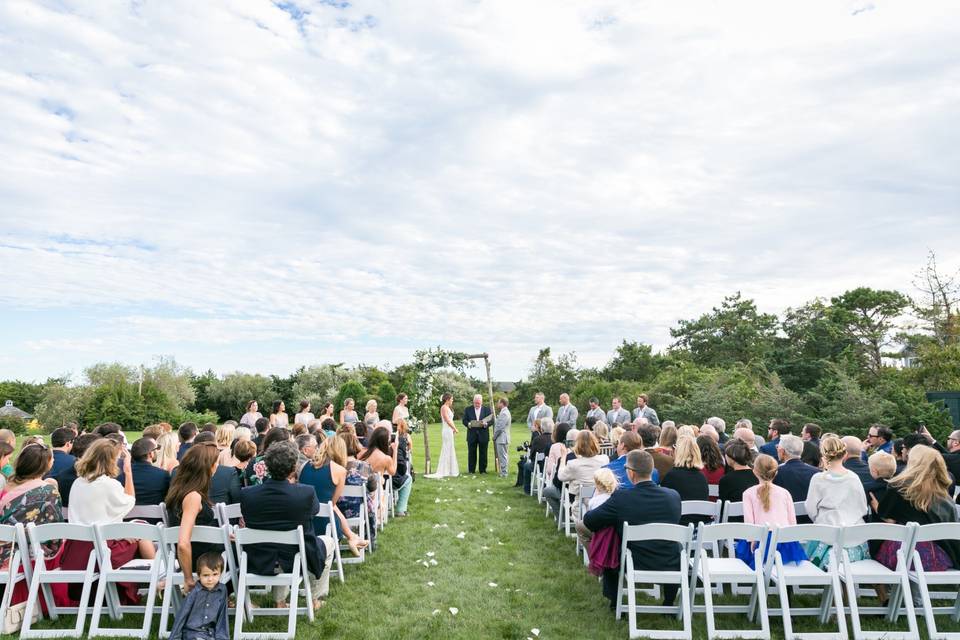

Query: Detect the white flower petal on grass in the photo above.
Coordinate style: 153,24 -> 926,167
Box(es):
508,562 -> 515,567
430,559 -> 438,566
532,629 -> 540,637
488,528 -> 494,533
485,490 -> 494,494
497,541 -> 504,546
449,607 -> 459,616
426,552 -> 435,557
435,498 -> 441,504
432,609 -> 440,616
427,581 -> 435,587
456,531 -> 466,539
476,489 -> 481,493
433,524 -> 441,529
481,545 -> 489,551
488,582 -> 498,587
422,561 -> 430,567
505,506 -> 511,512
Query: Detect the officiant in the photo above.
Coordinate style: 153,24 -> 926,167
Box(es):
462,394 -> 492,474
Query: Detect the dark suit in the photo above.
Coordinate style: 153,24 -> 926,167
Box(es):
130,460 -> 170,506
758,438 -> 780,459
774,459 -> 819,522
56,466 -> 79,507
210,465 -> 244,505
177,442 -> 193,461
46,450 -> 76,480
583,480 -> 682,606
843,457 -> 873,487
239,479 -> 326,579
462,405 -> 492,474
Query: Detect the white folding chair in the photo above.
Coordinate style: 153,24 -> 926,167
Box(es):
339,485 -> 368,564
88,522 -> 164,638
556,482 -> 575,536
158,524 -> 239,638
721,501 -> 744,525
21,522 -> 106,639
793,502 -> 808,520
216,503 -> 243,528
233,526 -> 314,640
124,504 -> 168,525
575,485 -> 596,562
316,501 -> 344,584
708,484 -> 720,500
0,523 -> 29,629
616,522 -> 694,639
906,522 -> 960,640
839,522 -> 919,640
690,522 -> 770,639
374,473 -> 386,532
682,501 -> 723,596
763,524 -> 847,640
382,474 -> 396,519
533,453 -> 546,502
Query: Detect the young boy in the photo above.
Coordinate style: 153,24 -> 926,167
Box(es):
170,551 -> 228,640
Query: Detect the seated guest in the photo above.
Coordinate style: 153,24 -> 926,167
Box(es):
244,428 -> 293,487
862,423 -> 894,460
56,433 -> 102,508
604,432 -> 658,489
718,439 -> 758,514
544,422 -> 573,485
733,425 -> 759,455
655,424 -> 678,457
584,415 -> 599,432
359,425 -> 412,520
177,422 -> 198,461
129,437 -> 170,506
773,434 -> 820,503
0,430 -> 16,476
549,431 -> 609,518
46,427 -> 76,479
697,435 -> 725,490
583,450 -> 682,609
699,423 -> 720,445
641,425 -> 673,480
759,419 -> 791,459
874,445 -> 960,571
166,443 -> 222,579
706,417 -> 728,444
522,419 -> 553,494
892,438 -> 907,475
298,436 -> 369,555
296,433 -> 319,473
156,432 -> 180,473
239,441 -> 335,610
593,421 -> 609,445
210,439 -> 257,505
254,417 -> 270,449
738,454 -> 806,569
65,439 -> 155,604
0,442 -> 12,493
608,427 -> 624,458
804,436 -> 869,568
661,436 -> 709,524
214,423 -> 237,466
865,451 -> 897,512
141,424 -> 164,442
841,436 -> 873,486
0,444 -> 62,567
800,423 -> 823,467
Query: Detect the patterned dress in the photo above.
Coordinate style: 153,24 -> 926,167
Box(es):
0,483 -> 63,567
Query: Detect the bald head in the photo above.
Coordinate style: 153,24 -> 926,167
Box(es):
734,427 -> 756,447
700,424 -> 719,443
841,436 -> 863,458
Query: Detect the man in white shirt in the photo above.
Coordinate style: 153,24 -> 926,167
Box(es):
556,393 -> 579,428
606,397 -> 631,427
631,394 -> 660,426
526,392 -> 553,437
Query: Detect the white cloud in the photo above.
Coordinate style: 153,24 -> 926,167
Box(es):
1,0 -> 959,381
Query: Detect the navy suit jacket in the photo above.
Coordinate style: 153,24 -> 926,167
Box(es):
239,479 -> 326,579
758,438 -> 780,459
843,457 -> 874,487
773,458 -> 820,502
583,480 -> 682,571
131,461 -> 170,506
462,405 -> 492,429
177,442 -> 193,461
46,450 -> 76,480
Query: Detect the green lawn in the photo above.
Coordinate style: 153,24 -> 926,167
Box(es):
5,423 -> 957,638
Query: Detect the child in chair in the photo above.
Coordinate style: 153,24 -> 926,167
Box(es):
170,551 -> 228,640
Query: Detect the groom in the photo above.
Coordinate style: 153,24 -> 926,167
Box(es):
462,394 -> 492,474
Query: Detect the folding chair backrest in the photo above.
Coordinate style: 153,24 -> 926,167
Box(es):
0,523 -> 17,544
721,500 -> 744,522
697,521 -> 767,544
315,501 -> 335,519
912,521 -> 960,544
341,485 -> 364,499
28,522 -> 97,546
236,525 -> 302,547
793,501 -> 807,518
535,452 -> 545,464
621,522 -> 693,547
708,484 -> 720,499
216,502 -> 242,527
125,504 -> 166,522
840,522 -> 913,548
771,523 -> 841,546
580,484 -> 596,499
682,500 -> 721,522
162,524 -> 230,547
96,521 -> 162,544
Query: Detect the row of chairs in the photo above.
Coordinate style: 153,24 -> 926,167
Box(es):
523,469 -> 960,640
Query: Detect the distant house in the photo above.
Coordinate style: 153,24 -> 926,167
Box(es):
493,381 -> 516,393
0,400 -> 32,420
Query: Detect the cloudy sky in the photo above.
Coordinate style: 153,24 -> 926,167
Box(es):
1,0 -> 959,384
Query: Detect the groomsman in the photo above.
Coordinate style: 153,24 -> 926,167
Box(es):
493,398 -> 512,478
556,393 -> 579,428
606,397 -> 631,427
586,398 -> 606,424
526,392 -> 553,436
463,394 -> 492,474
631,394 -> 660,426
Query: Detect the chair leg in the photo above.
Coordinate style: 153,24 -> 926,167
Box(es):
21,568 -> 43,637
755,567 -> 770,639
158,577 -> 175,638
140,567 -> 160,639
703,563 -> 716,639
234,571 -> 246,640
915,573 -> 939,640
843,564 -> 863,640
900,572 -> 919,637
626,572 -> 638,640
88,571 -> 108,637
681,575 -> 692,638
778,575 -> 795,640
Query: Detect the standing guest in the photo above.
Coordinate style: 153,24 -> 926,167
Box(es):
641,425 -> 673,480
526,392 -> 553,437
294,401 -> 315,428
660,436 -> 709,524
269,401 -> 289,430
719,439 -> 759,510
166,443 -> 222,579
177,422 -> 198,461
0,430 -> 16,477
215,423 -> 238,466
603,432 -> 658,488
583,450 -> 682,610
46,427 -> 77,479
706,417 -> 728,444
841,436 -> 873,486
65,439 -> 155,604
298,436 -> 369,554
493,398 -> 512,478
462,394 -> 492,474
935,429 -> 960,489
698,435 -> 726,490
317,402 -> 336,424
245,428 -> 293,487
737,455 -> 806,569
656,424 -> 679,456
759,419 -> 791,459
0,444 -> 62,567
804,436 -> 870,568
550,431 -> 609,518
129,437 -> 170,506
210,439 -> 257,505
168,551 -> 229,640
340,398 -> 359,428
55,433 -> 101,508
862,424 -> 894,460
396,418 -> 414,485
773,434 -> 820,503
0,442 -> 12,493
556,393 -> 579,429
605,397 -> 631,428
585,398 -> 606,425
363,399 -> 379,426
392,393 -> 410,426
632,394 -> 660,426
156,432 -> 181,472
240,401 -> 263,429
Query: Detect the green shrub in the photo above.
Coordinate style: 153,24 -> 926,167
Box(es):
0,415 -> 28,435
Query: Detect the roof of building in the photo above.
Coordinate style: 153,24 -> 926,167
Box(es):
0,400 -> 32,419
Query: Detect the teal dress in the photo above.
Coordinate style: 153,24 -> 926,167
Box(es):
299,463 -> 341,538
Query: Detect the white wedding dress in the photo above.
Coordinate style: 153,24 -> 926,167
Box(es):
427,406 -> 459,478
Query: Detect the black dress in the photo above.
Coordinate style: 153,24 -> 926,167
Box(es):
169,499 -> 223,572
660,467 -> 710,526
718,469 -> 759,522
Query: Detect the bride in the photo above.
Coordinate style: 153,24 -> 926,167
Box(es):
426,393 -> 459,478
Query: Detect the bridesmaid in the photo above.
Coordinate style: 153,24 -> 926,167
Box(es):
363,399 -> 379,425
269,401 -> 289,429
392,393 -> 410,426
340,398 -> 359,428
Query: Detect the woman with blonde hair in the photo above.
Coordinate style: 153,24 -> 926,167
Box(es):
804,435 -> 870,568
155,431 -> 180,472
593,421 -> 610,444
363,399 -> 379,425
550,430 -> 609,519
609,426 -> 625,450
340,398 -> 358,427
214,423 -> 236,465
677,424 -> 698,439
299,437 -> 368,556
661,436 -> 709,522
874,445 -> 960,570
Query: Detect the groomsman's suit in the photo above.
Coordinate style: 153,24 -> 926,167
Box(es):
632,404 -> 660,426
526,402 -> 553,435
556,402 -> 579,428
493,406 -> 512,478
463,403 -> 493,474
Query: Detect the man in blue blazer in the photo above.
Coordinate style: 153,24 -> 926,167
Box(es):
772,435 -> 819,522
759,418 -> 791,459
462,394 -> 493,474
583,450 -> 682,609
129,437 -> 171,507
240,441 -> 333,607
46,427 -> 76,479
